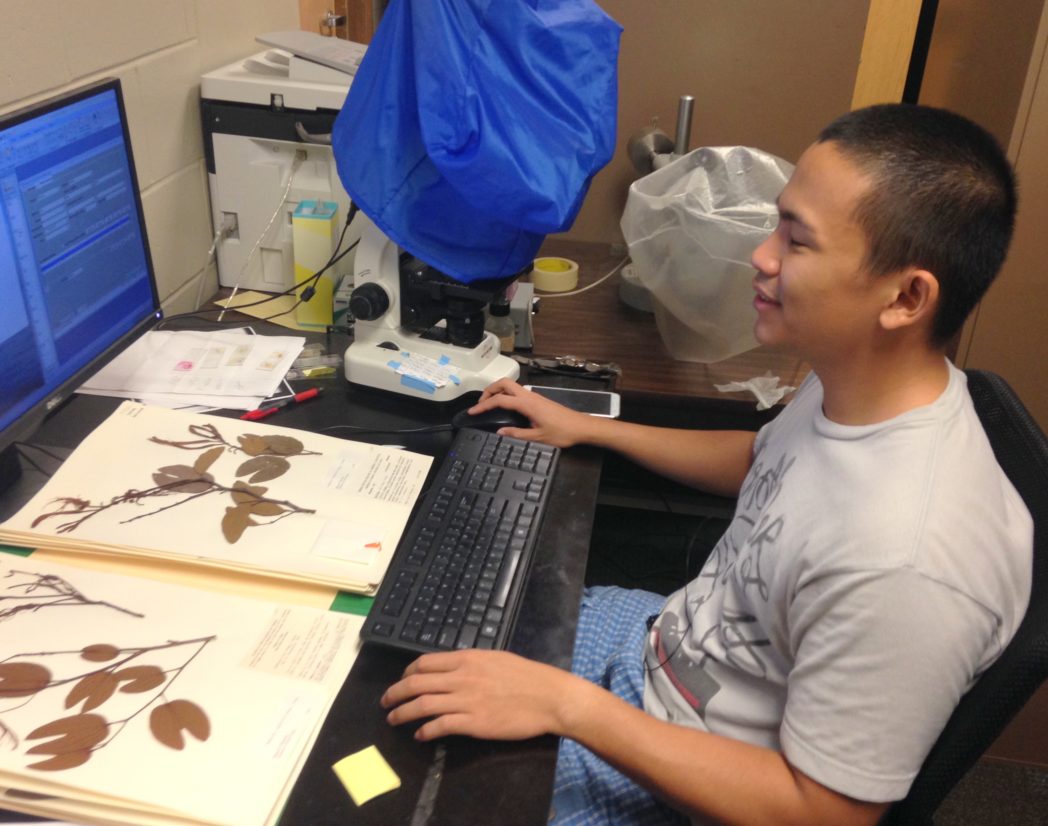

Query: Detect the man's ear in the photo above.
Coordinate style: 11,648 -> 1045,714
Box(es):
880,268 -> 939,331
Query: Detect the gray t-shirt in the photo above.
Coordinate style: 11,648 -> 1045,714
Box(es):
643,363 -> 1032,802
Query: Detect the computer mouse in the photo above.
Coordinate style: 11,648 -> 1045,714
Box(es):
450,407 -> 531,433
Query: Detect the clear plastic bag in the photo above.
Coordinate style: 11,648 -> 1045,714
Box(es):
621,146 -> 793,363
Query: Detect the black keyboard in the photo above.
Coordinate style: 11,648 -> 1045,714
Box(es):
361,427 -> 559,655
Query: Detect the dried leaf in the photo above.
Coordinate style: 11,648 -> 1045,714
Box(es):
149,700 -> 211,750
115,665 -> 166,694
152,465 -> 214,494
221,505 -> 256,544
188,423 -> 221,440
248,501 -> 284,517
0,662 -> 51,698
80,644 -> 120,662
258,435 -> 305,456
26,749 -> 92,772
149,436 -> 217,449
235,455 -> 290,484
193,445 -> 225,474
237,434 -> 269,456
230,480 -> 268,505
26,713 -> 108,755
65,671 -> 117,712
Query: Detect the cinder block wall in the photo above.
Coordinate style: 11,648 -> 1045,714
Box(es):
0,0 -> 299,314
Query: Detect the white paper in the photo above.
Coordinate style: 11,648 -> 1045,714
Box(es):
79,329 -> 305,402
80,387 -> 266,412
0,402 -> 433,594
0,555 -> 362,826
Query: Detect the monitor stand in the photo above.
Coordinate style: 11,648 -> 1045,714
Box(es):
0,443 -> 21,497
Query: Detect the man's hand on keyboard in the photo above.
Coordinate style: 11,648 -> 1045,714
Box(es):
472,379 -> 597,448
381,649 -> 581,742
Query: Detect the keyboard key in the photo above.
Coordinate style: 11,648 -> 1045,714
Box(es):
438,626 -> 459,649
492,549 -> 523,609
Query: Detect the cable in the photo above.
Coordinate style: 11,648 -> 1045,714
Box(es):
319,423 -> 453,436
194,226 -> 225,312
194,211 -> 241,312
233,234 -> 360,319
15,442 -> 67,463
218,151 -> 306,321
160,204 -> 361,330
14,442 -> 67,478
643,523 -> 704,676
534,255 -> 629,299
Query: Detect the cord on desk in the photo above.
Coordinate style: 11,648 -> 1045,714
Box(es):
159,205 -> 361,331
218,151 -> 307,318
533,255 -> 629,299
319,423 -> 454,436
14,442 -> 67,478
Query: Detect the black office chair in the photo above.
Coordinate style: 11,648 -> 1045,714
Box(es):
882,369 -> 1048,825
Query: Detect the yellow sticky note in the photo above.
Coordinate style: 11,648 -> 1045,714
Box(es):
332,745 -> 401,806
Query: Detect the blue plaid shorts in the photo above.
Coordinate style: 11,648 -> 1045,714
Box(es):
550,586 -> 690,826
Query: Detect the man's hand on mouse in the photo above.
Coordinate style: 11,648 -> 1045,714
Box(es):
470,379 -> 595,447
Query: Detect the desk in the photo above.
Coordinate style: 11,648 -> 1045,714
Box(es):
0,326 -> 602,826
534,238 -> 810,403
0,251 -> 788,824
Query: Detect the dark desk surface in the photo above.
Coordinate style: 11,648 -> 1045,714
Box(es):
2,251 -> 786,824
0,331 -> 602,826
534,238 -> 810,402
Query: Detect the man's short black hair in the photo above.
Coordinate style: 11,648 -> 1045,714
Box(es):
817,104 -> 1017,346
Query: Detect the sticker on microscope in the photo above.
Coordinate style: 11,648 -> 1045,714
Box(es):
390,352 -> 459,388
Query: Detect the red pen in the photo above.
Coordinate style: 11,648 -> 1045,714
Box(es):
240,387 -> 322,420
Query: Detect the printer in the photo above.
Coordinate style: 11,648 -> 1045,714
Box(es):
200,32 -> 365,293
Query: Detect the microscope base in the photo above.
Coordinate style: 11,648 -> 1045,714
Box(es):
344,335 -> 519,401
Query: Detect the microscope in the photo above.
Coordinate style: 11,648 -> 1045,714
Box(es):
331,1 -> 620,402
344,214 -> 523,401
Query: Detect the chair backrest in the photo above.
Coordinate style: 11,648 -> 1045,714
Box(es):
882,370 -> 1048,825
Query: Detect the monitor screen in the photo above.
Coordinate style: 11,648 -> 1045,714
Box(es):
0,78 -> 160,486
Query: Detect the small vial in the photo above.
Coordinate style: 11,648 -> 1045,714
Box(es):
486,300 -> 515,353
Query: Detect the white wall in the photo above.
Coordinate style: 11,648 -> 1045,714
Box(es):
0,0 -> 299,314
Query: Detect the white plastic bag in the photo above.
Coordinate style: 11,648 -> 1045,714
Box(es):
621,146 -> 793,363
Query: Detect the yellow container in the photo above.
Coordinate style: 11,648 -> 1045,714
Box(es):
292,200 -> 338,328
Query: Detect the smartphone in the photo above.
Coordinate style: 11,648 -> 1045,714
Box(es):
524,385 -> 621,418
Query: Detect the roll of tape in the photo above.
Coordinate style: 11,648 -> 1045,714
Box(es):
532,257 -> 579,293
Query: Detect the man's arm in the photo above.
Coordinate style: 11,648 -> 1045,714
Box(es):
382,650 -> 889,826
472,380 -> 757,498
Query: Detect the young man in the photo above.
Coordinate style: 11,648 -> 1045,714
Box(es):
381,105 -> 1033,825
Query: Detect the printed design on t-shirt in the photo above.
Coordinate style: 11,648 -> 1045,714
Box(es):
653,448 -> 797,711
734,451 -> 795,605
648,608 -> 722,718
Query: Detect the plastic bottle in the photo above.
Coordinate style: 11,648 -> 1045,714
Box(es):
486,300 -> 516,353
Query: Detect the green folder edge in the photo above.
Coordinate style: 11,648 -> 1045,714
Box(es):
0,545 -> 374,616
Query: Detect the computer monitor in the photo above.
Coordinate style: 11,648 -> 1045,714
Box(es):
0,78 -> 160,491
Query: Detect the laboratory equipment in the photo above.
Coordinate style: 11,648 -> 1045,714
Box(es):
332,0 -> 622,399
343,215 -> 522,400
200,32 -> 366,293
